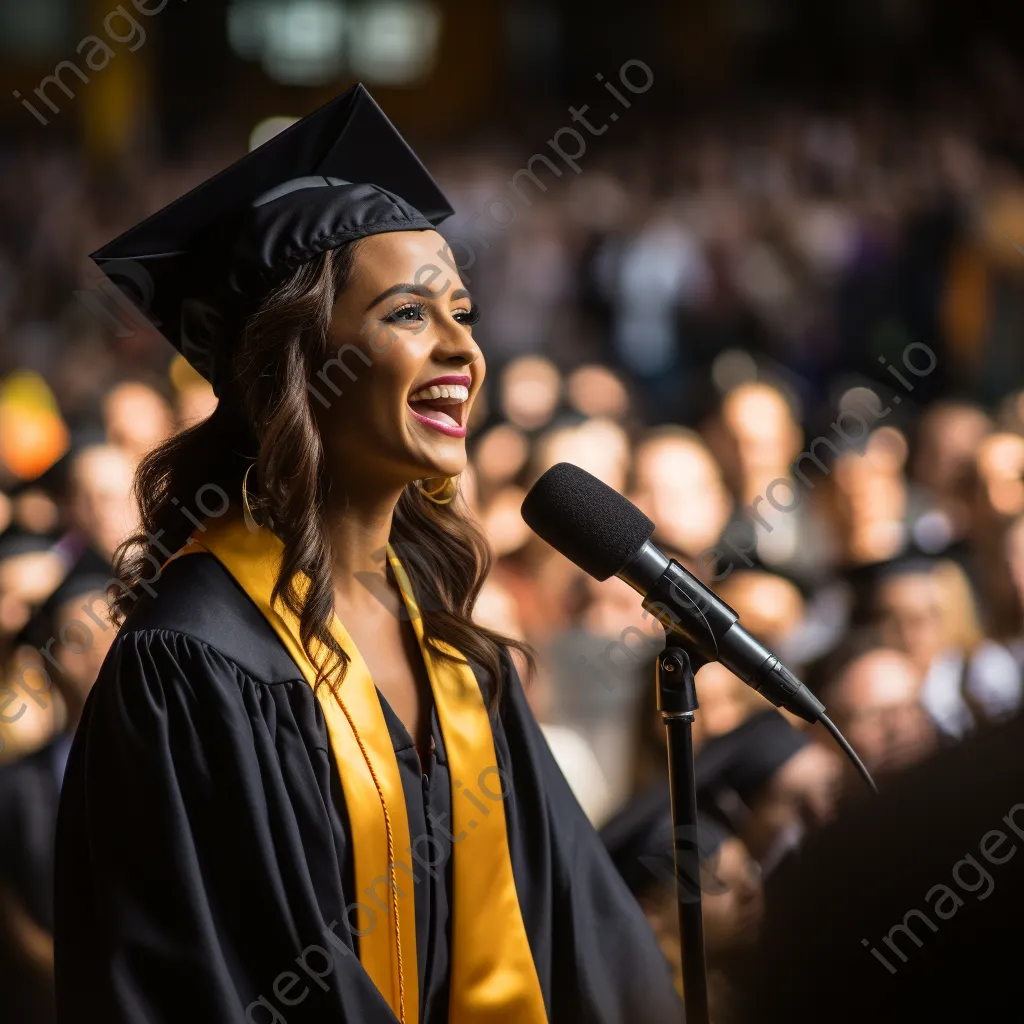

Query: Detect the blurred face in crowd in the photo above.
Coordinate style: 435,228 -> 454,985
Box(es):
474,424 -> 529,488
641,835 -> 764,982
700,836 -> 765,954
913,403 -> 991,507
68,445 -> 136,559
825,649 -> 937,779
500,356 -> 561,432
1008,517 -> 1024,610
720,383 -> 802,491
876,572 -> 946,671
0,550 -> 64,635
52,592 -> 114,722
582,572 -> 659,637
565,365 -> 630,420
0,648 -> 57,758
9,488 -> 60,534
741,743 -> 843,863
692,663 -> 762,744
974,432 -> 1024,522
534,419 -> 631,493
103,381 -> 175,463
715,571 -> 804,651
632,433 -> 732,559
479,485 -> 532,556
832,428 -> 908,564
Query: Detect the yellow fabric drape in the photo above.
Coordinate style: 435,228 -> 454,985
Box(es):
182,516 -> 547,1024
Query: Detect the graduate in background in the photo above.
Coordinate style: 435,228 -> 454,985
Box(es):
0,553 -> 113,1024
54,85 -> 682,1024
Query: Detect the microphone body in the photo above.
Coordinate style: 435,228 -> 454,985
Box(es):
619,542 -> 824,723
521,463 -> 825,724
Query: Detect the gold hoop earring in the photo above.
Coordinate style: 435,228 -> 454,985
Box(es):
242,463 -> 264,529
417,476 -> 457,505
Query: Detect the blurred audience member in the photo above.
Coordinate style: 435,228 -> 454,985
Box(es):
1006,515 -> 1024,667
477,576 -> 613,824
0,559 -> 112,1024
0,529 -> 63,643
690,570 -> 806,744
102,380 -> 174,464
565,365 -> 631,421
873,559 -> 1021,739
64,445 -> 135,561
606,205 -> 710,422
601,803 -> 763,1020
828,427 -> 911,568
696,710 -> 843,873
497,355 -> 562,434
811,632 -> 938,786
910,400 -> 992,547
631,427 -> 733,563
472,423 -> 529,496
532,417 -> 632,493
972,431 -> 1024,634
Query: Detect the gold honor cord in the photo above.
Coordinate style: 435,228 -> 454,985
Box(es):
184,517 -> 547,1023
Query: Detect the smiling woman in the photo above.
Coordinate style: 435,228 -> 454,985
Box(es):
53,84 -> 683,1024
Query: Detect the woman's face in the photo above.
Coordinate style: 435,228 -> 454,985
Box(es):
315,230 -> 484,491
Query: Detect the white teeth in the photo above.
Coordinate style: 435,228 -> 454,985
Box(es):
409,383 -> 469,403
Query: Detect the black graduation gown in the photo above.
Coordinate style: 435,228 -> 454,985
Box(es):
53,552 -> 682,1023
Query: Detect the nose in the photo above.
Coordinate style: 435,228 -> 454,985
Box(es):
432,316 -> 482,371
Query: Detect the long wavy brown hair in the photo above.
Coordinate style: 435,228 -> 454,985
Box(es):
113,243 -> 531,709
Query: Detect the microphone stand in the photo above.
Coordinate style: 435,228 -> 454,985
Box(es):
657,638 -> 709,1024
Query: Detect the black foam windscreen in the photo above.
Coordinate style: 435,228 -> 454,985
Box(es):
521,463 -> 655,581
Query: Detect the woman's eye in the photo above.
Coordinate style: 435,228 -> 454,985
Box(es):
454,304 -> 481,327
384,302 -> 425,324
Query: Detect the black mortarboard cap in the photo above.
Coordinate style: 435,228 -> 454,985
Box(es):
90,83 -> 455,393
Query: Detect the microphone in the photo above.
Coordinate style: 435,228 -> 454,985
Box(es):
521,462 -> 825,724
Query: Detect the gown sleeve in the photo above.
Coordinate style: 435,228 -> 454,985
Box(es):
54,628 -> 400,1024
498,653 -> 684,1024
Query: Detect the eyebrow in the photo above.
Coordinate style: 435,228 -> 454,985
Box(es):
365,283 -> 471,311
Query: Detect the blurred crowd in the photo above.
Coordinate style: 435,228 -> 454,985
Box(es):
4,87 -> 1024,1021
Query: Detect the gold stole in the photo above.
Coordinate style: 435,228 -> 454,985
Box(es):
183,517 -> 547,1024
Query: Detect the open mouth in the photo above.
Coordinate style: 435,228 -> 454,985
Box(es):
408,375 -> 471,438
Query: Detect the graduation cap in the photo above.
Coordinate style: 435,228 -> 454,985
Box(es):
90,83 -> 456,393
